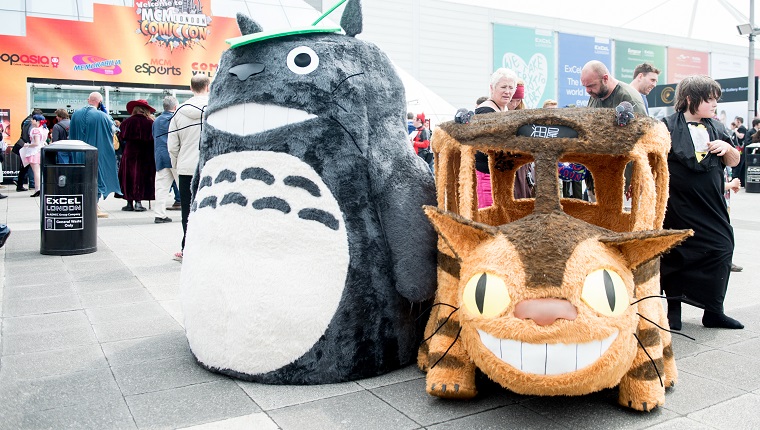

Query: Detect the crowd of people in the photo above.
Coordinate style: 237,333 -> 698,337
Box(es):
6,75 -> 211,262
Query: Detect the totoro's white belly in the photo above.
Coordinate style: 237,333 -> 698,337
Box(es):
181,151 -> 349,375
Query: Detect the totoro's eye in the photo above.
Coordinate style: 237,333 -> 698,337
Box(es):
287,46 -> 319,75
462,273 -> 510,318
581,269 -> 629,317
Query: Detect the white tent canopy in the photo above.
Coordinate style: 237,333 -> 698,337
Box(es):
395,65 -> 457,127
445,0 -> 758,49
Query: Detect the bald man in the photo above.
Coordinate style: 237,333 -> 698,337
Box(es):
580,60 -> 646,114
69,92 -> 121,217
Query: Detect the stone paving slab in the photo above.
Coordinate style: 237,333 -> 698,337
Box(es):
79,286 -> 154,308
125,380 -> 260,430
2,292 -> 83,317
688,393 -> 760,429
91,313 -> 183,343
426,403 -> 569,430
10,397 -> 137,430
520,388 -> 679,430
645,417 -> 715,430
112,355 -> 224,396
677,349 -> 760,392
0,344 -> 108,381
100,331 -> 190,368
237,379 -> 364,411
267,390 -> 420,430
659,370 -> 745,415
0,368 -> 123,414
371,377 -> 520,427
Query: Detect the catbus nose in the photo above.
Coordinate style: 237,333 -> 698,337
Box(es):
514,298 -> 578,326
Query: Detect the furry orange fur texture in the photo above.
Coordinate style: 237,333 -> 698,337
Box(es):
419,108 -> 690,411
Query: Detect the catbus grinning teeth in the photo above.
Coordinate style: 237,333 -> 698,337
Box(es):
477,330 -> 619,375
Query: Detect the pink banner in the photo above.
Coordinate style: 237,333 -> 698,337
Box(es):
667,48 -> 708,84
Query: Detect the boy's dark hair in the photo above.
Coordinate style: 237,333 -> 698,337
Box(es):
673,75 -> 722,115
752,118 -> 760,127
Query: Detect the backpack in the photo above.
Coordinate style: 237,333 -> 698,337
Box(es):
53,122 -> 69,141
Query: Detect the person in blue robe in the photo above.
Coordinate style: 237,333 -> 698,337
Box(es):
69,92 -> 122,211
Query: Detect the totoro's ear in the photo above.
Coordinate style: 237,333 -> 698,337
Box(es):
237,13 -> 263,36
424,206 -> 496,260
340,0 -> 363,37
600,229 -> 693,270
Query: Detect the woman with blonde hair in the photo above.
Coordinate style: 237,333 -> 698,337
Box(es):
474,68 -> 517,207
118,100 -> 156,212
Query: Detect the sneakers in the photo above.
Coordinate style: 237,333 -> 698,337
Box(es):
97,210 -> 109,218
730,263 -> 743,272
173,251 -> 183,262
154,217 -> 172,223
167,202 -> 181,211
0,194 -> 7,199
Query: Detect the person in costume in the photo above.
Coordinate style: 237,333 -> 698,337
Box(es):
70,92 -> 121,218
118,99 -> 157,212
411,113 -> 433,170
474,67 -> 518,208
507,80 -> 534,199
19,114 -> 47,197
661,75 -> 743,330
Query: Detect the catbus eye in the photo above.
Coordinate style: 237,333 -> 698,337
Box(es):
581,269 -> 629,317
462,273 -> 510,318
287,46 -> 319,75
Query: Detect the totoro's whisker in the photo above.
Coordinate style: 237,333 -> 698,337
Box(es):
416,302 -> 457,321
633,332 -> 664,387
422,307 -> 459,344
331,72 -> 364,94
330,116 -> 362,154
155,122 -> 203,139
636,313 -> 696,340
329,100 -> 349,113
430,327 -> 462,370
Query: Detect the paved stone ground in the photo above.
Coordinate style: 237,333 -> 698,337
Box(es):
1,186 -> 759,430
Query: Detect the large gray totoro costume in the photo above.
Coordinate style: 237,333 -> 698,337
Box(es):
180,0 -> 438,384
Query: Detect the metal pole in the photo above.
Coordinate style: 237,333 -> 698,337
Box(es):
750,0 -> 756,122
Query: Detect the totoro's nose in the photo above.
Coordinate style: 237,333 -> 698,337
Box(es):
514,298 -> 578,326
229,63 -> 265,81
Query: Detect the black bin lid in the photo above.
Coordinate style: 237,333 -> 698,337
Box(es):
44,140 -> 97,152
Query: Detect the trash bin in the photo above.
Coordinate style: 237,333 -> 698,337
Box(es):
745,143 -> 760,193
40,141 -> 98,255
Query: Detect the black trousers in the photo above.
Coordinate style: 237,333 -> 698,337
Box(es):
16,163 -> 30,189
179,174 -> 193,251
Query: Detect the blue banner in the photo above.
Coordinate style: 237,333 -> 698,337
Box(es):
557,33 -> 611,108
